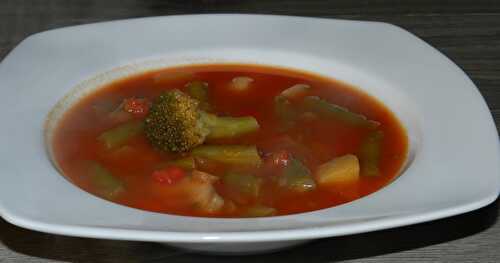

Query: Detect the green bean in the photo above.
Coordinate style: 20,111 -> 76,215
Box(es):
98,121 -> 143,149
303,96 -> 379,128
191,145 -> 262,167
274,95 -> 296,128
169,156 -> 196,170
359,130 -> 384,176
223,172 -> 262,198
202,112 -> 259,139
243,205 -> 276,217
87,162 -> 124,199
186,81 -> 211,111
156,156 -> 196,170
279,157 -> 316,192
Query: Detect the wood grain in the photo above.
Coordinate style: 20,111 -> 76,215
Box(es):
1,0 -> 499,262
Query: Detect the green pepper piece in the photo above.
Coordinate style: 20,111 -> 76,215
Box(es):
98,121 -> 144,149
279,157 -> 316,192
303,96 -> 379,128
359,130 -> 384,176
192,145 -> 262,167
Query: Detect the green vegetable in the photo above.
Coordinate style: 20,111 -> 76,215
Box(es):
243,205 -> 276,217
156,157 -> 196,170
302,96 -> 379,128
98,121 -> 144,149
274,95 -> 296,128
202,112 -> 259,139
359,131 -> 384,176
87,162 -> 124,199
279,157 -> 316,192
169,156 -> 196,170
223,172 -> 262,198
191,145 -> 262,167
186,81 -> 211,111
144,90 -> 259,152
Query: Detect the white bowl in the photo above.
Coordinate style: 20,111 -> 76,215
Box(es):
0,14 -> 498,254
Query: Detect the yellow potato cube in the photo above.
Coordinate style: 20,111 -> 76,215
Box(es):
315,154 -> 360,186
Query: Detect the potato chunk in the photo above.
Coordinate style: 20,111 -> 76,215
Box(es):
315,154 -> 360,186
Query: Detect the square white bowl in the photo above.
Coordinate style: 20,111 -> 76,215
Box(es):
0,14 -> 498,254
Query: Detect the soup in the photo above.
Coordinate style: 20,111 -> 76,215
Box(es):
52,64 -> 407,217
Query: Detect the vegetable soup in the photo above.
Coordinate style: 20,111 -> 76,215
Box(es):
52,64 -> 407,217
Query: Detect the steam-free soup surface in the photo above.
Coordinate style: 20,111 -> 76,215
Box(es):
53,64 -> 407,217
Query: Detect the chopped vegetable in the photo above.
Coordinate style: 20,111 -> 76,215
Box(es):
168,156 -> 196,170
274,95 -> 297,127
123,98 -> 150,117
192,145 -> 262,167
186,81 -> 211,111
189,184 -> 225,213
223,172 -> 262,198
303,96 -> 379,128
315,154 -> 360,186
184,171 -> 224,213
107,101 -> 134,124
281,84 -> 310,99
230,76 -> 254,91
202,112 -> 259,139
270,150 -> 290,167
152,166 -> 186,185
144,90 -> 259,152
279,157 -> 316,192
359,131 -> 384,177
87,162 -> 124,199
98,121 -> 144,149
191,170 -> 219,183
243,205 -> 276,217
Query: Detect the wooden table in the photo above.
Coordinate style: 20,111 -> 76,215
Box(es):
1,1 -> 499,262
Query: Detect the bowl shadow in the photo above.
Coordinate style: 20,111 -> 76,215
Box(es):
1,198 -> 498,262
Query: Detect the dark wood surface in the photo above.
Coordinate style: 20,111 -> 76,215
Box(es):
1,0 -> 499,262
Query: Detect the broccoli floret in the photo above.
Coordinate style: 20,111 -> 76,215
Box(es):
145,89 -> 259,152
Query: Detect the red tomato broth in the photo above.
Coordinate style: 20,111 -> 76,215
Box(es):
52,64 -> 408,217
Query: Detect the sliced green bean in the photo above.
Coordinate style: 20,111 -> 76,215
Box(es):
274,95 -> 296,128
191,145 -> 262,167
303,96 -> 379,128
98,121 -> 144,149
243,205 -> 276,217
201,112 -> 259,139
170,156 -> 196,170
279,157 -> 316,192
156,156 -> 196,170
87,162 -> 124,199
186,81 -> 211,111
359,130 -> 384,177
223,172 -> 262,198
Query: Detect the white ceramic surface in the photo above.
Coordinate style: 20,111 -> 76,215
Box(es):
0,14 -> 498,254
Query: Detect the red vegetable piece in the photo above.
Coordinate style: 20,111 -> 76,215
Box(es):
123,98 -> 150,117
152,166 -> 186,185
271,150 -> 290,167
